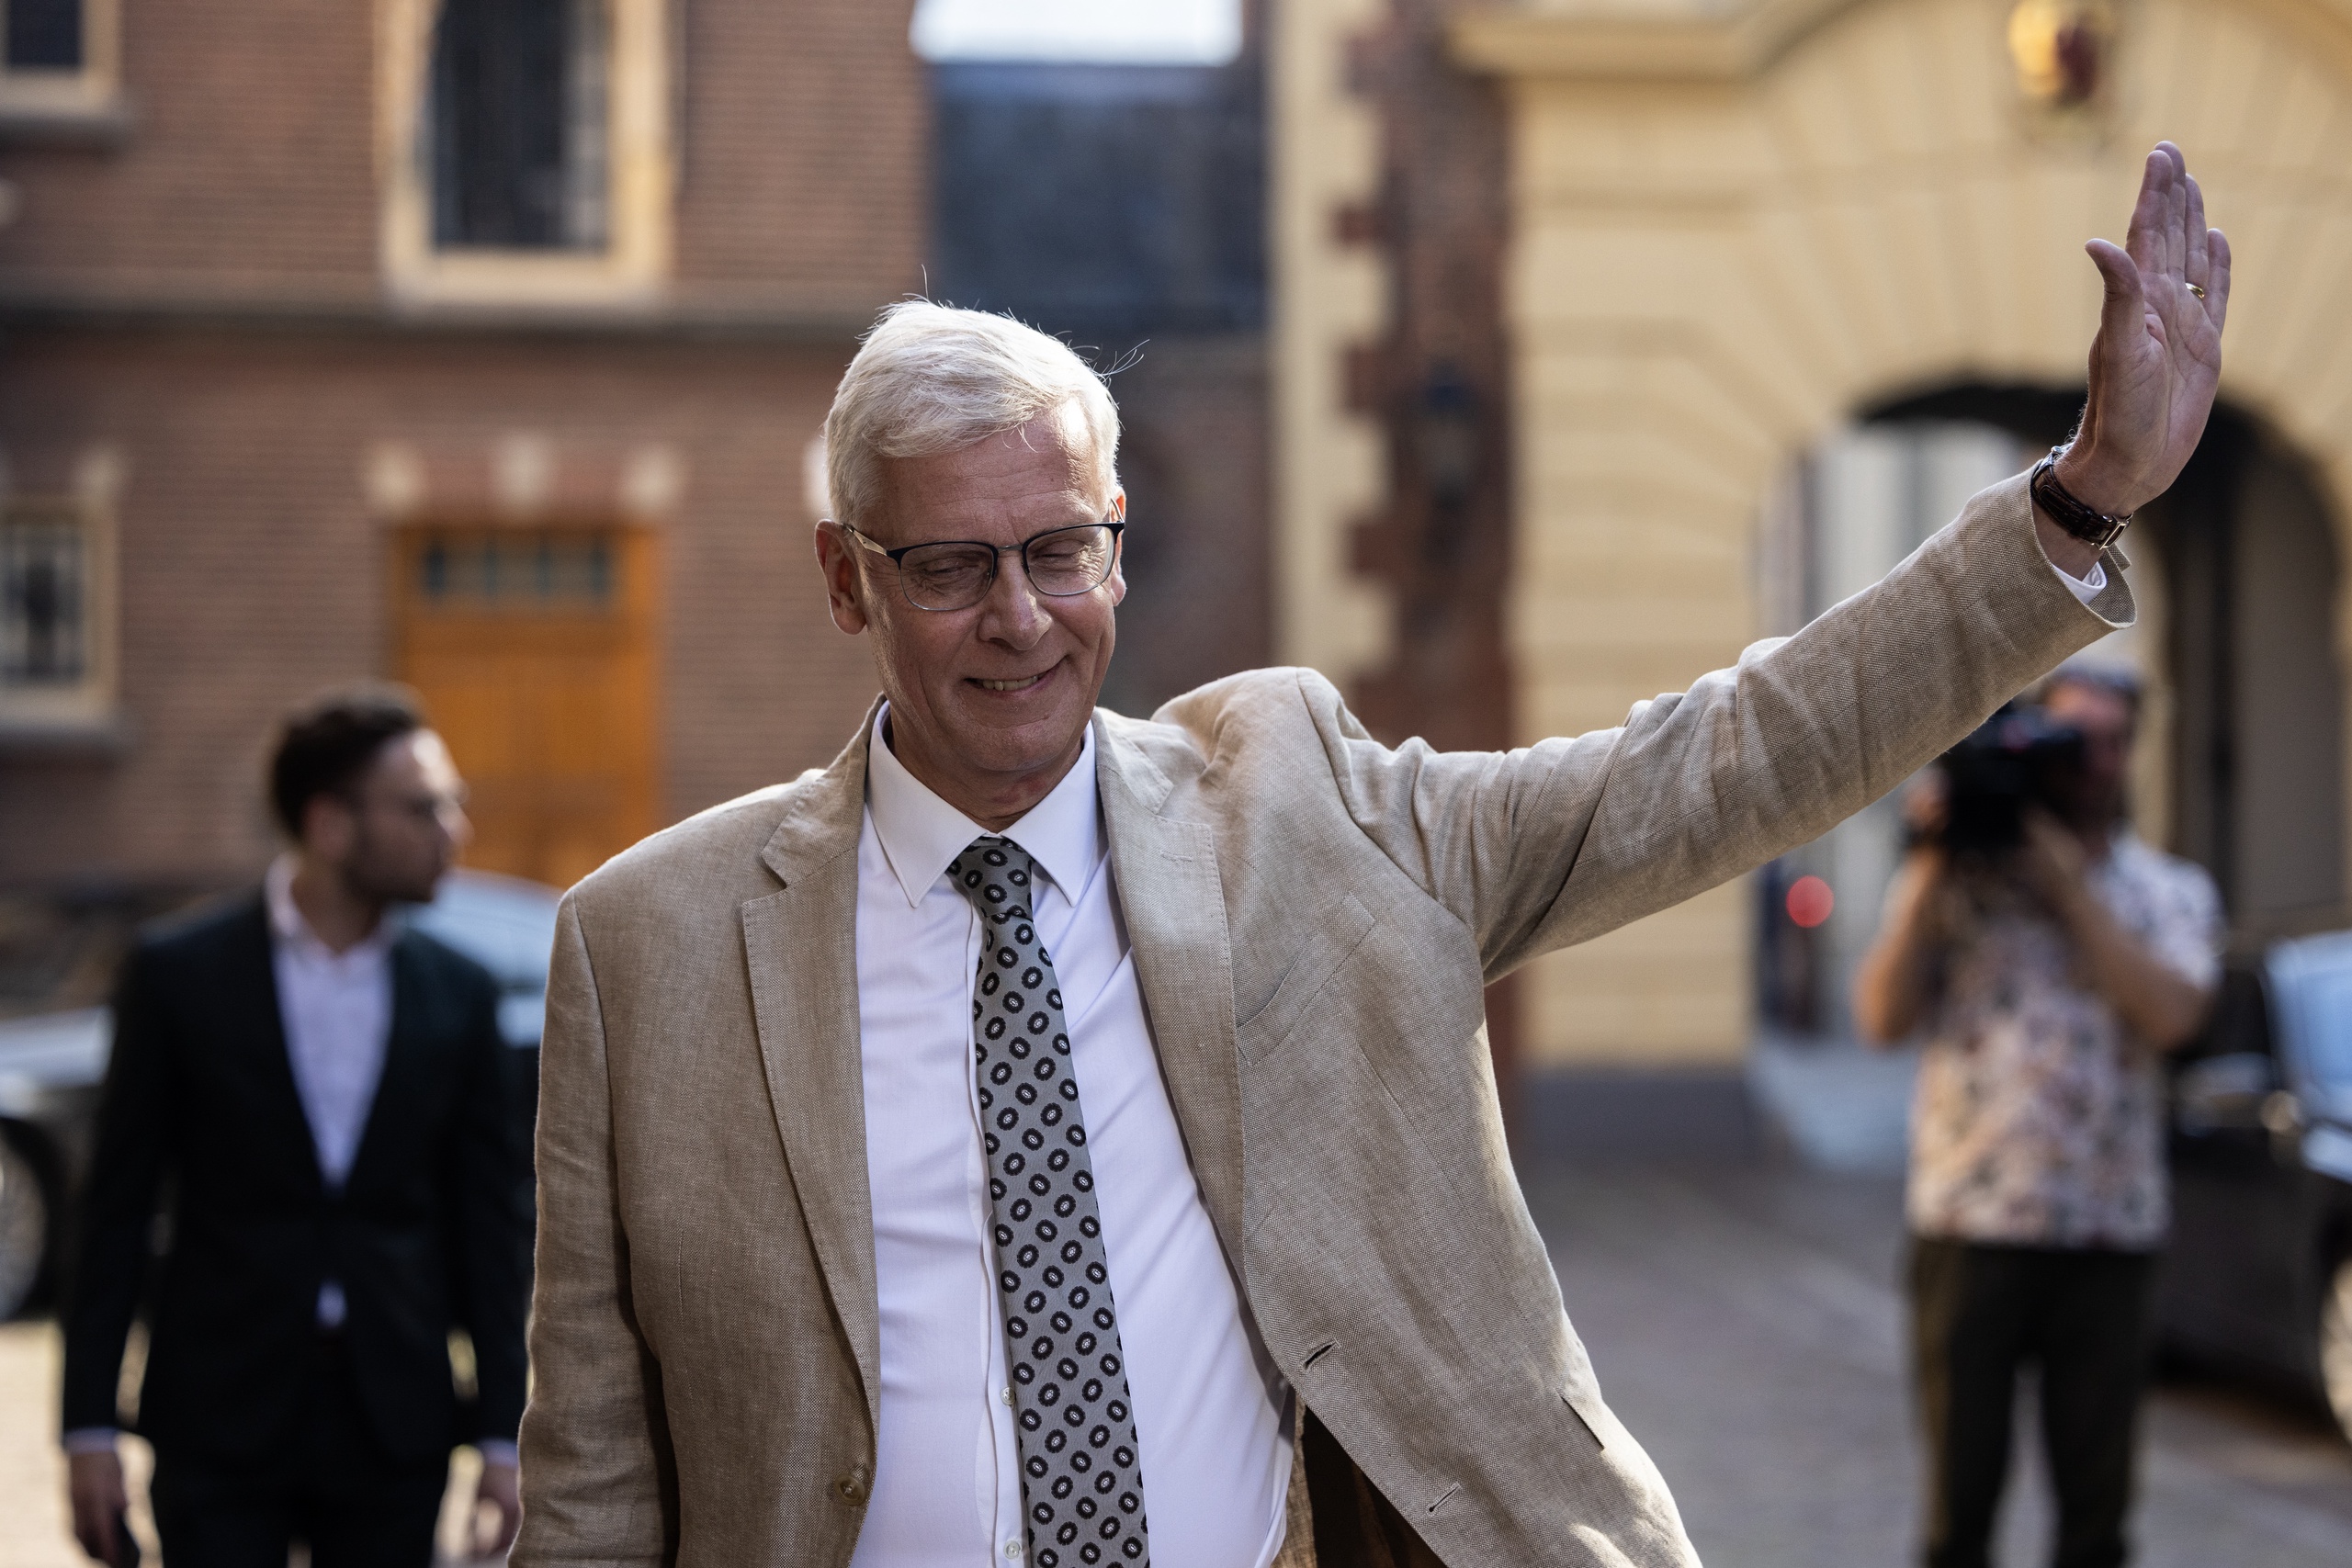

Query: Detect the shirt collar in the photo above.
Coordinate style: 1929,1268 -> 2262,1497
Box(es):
265,854 -> 399,964
863,703 -> 1102,910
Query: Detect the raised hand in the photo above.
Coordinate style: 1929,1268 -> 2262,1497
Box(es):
2057,141 -> 2231,520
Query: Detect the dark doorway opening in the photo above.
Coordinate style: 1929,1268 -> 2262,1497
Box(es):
1759,387 -> 2346,1042
1865,384 -> 2345,930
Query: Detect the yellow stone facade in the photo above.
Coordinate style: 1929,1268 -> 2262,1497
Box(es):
1276,0 -> 2352,1067
1272,0 -> 1397,681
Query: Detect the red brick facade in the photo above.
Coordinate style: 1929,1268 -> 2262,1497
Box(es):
0,0 -> 926,891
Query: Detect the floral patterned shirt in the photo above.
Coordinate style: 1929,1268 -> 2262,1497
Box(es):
1906,830 -> 2222,1250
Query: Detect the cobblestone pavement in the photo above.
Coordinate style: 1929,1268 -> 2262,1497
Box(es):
1525,1164 -> 2352,1567
5,1168 -> 2346,1565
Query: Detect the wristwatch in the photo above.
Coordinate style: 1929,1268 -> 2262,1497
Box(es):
2029,446 -> 2132,548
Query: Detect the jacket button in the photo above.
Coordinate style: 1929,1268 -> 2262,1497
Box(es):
834,1467 -> 870,1504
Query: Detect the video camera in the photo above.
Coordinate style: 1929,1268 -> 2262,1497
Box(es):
1930,703 -> 2086,857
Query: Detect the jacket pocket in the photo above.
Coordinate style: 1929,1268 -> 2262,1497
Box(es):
1562,1387 -> 1608,1452
1237,894 -> 1377,1064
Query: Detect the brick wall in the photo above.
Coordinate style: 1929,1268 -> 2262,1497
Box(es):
0,0 -> 926,312
674,0 -> 926,306
0,0 -> 928,892
0,324 -> 882,889
0,0 -> 379,298
0,315 -> 1272,887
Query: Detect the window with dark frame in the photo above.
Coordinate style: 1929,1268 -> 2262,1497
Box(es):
1,506 -> 89,687
430,0 -> 611,250
4,0 -> 85,71
415,530 -> 616,610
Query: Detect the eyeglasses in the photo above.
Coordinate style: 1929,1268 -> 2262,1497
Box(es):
342,785 -> 469,828
840,514 -> 1125,613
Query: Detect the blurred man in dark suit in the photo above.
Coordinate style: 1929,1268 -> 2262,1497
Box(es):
61,687 -> 531,1568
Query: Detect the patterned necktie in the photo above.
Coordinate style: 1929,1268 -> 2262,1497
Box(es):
949,836 -> 1150,1568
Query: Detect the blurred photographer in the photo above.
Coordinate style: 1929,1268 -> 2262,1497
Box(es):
1854,666 -> 2220,1568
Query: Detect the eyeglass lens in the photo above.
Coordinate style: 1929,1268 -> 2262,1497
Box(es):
897,525 -> 1118,611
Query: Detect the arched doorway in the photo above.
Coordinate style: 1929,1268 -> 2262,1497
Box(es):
1457,0 -> 2352,1071
1866,388 -> 2348,929
1758,391 -> 2346,1042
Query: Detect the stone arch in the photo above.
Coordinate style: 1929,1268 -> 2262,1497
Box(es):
1460,0 -> 2352,1064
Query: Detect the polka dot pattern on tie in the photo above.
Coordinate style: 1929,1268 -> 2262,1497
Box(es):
951,836 -> 1150,1568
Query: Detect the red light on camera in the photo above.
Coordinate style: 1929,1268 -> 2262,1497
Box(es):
1786,874 -> 1835,929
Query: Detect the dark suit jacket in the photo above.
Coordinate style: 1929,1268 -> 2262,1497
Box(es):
62,894 -> 531,1469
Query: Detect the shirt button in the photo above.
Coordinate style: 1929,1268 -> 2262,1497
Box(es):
1001,1386 -> 1015,1406
1006,1543 -> 1023,1559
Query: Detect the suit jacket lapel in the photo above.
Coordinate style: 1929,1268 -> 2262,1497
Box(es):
232,897 -> 327,1198
345,938 -> 427,1198
1095,716 -> 1247,1263
743,711 -> 883,1430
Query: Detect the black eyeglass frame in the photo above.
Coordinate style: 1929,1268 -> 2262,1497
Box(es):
837,512 -> 1127,612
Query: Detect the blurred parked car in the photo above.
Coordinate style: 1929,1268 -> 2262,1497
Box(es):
0,868 -> 560,1320
2159,926 -> 2352,1444
407,868 -> 564,1062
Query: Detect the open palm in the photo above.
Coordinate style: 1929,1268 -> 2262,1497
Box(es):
2064,141 -> 2232,515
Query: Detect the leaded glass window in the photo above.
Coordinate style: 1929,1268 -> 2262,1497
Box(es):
415,531 -> 615,609
430,0 -> 610,250
4,0 -> 85,71
1,506 -> 88,686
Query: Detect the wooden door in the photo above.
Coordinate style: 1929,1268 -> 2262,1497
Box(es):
392,524 -> 659,890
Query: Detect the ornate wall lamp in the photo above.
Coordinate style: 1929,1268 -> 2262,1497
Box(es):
2009,0 -> 2119,116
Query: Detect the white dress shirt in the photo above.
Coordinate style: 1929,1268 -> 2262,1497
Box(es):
266,855 -> 398,1329
266,855 -> 396,1206
849,707 -> 1292,1568
2060,558 -> 2108,602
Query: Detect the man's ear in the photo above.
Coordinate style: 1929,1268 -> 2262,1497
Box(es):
300,793 -> 357,865
814,522 -> 871,636
1105,490 -> 1129,607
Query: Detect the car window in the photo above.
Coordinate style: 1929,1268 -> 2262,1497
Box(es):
2266,932 -> 2352,1093
407,869 -> 562,1047
2287,968 -> 2352,1089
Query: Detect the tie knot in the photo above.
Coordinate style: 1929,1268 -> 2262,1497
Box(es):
949,835 -> 1038,920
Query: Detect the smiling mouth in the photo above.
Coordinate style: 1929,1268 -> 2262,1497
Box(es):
971,671 -> 1051,693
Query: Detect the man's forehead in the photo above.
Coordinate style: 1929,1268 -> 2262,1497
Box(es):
373,728 -> 458,786
874,420 -> 1110,536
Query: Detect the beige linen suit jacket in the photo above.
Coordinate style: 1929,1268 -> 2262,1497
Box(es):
514,473 -> 2132,1567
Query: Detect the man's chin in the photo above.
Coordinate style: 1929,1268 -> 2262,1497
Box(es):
363,873 -> 450,907
944,707 -> 1091,777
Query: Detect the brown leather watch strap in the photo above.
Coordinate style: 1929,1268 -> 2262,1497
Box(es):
2030,446 -> 2132,548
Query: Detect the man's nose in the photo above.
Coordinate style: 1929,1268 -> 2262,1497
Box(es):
976,549 -> 1051,641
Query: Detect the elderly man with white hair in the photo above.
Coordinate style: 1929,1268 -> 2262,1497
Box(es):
514,145 -> 2229,1568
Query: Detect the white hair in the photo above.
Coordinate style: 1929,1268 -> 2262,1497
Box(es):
822,301 -> 1122,529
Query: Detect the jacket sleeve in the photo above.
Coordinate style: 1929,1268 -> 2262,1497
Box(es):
513,897 -> 678,1565
449,963 -> 532,1447
1310,470 -> 2134,978
60,942 -> 174,1436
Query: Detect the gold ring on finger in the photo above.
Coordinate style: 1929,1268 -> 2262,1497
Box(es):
2187,282 -> 2207,299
